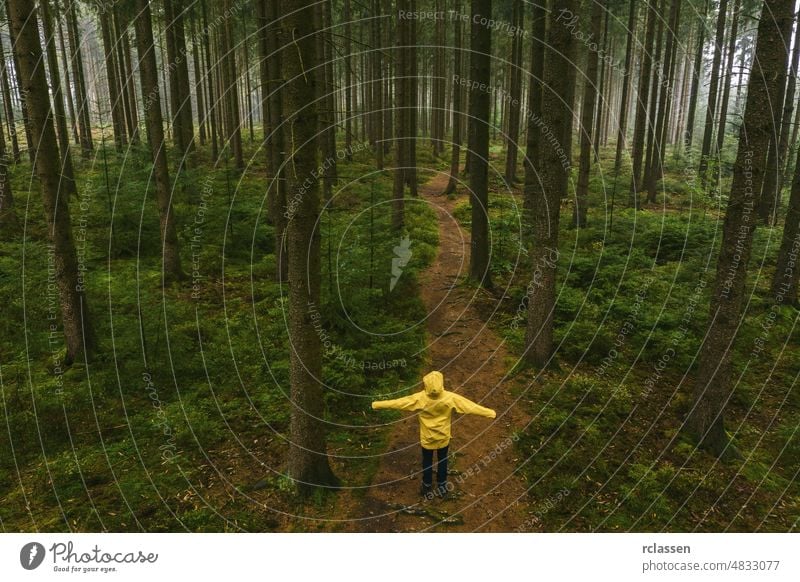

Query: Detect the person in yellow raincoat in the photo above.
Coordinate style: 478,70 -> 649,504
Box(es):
371,370 -> 496,497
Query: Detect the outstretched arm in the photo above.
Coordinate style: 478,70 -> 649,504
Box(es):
372,392 -> 423,411
452,393 -> 496,418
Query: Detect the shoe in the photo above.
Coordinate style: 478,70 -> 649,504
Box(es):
436,484 -> 450,500
420,484 -> 433,497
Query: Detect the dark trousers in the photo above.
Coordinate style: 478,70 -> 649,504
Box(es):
421,445 -> 449,488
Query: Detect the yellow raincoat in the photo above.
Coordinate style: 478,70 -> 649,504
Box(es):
372,371 -> 496,449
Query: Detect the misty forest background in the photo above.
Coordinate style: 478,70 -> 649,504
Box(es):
0,0 -> 799,532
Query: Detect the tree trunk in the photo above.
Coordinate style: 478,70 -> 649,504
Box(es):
786,46 -> 800,186
218,29 -> 229,149
593,9 -> 609,162
242,24 -> 254,144
40,0 -> 76,192
523,0 -> 546,241
190,13 -> 206,146
674,49 -> 692,147
613,0 -> 638,174
787,87 -> 800,185
281,0 -> 340,494
370,0 -> 383,169
4,3 -> 34,163
432,0 -> 445,156
344,0 -> 353,159
573,1 -> 601,228
643,0 -> 666,189
383,13 -> 393,155
97,7 -> 126,151
525,0 -> 577,367
201,0 -> 218,160
220,0 -> 243,169
716,0 -> 740,156
110,12 -> 133,146
8,0 -> 94,363
421,59 -> 428,139
772,145 -> 800,303
436,0 -> 446,154
0,77 -> 12,230
214,25 -> 226,144
53,1 -> 79,149
646,0 -> 683,203
689,0 -> 794,458
393,0 -> 410,230
601,36 -> 617,147
468,0 -> 492,288
0,32 -> 19,162
133,0 -> 184,282
163,0 -> 195,158
359,23 -> 366,145
504,0 -> 524,184
256,1 -> 270,172
117,19 -> 140,144
629,0 -> 658,207
773,10 -> 800,204
698,0 -> 729,184
406,0 -> 418,197
444,0 -> 464,196
758,10 -> 794,225
66,0 -> 94,157
260,0 -> 287,280
163,0 -> 183,153
733,33 -> 751,118
317,0 -> 337,195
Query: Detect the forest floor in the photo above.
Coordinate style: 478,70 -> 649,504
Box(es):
335,172 -> 535,532
4,145 -> 798,532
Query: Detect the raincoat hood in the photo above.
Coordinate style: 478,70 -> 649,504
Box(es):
423,371 -> 444,398
372,370 -> 496,449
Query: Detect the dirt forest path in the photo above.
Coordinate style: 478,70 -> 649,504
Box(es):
343,172 -> 534,532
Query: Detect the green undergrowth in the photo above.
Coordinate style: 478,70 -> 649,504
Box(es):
0,137 -> 437,531
451,147 -> 800,531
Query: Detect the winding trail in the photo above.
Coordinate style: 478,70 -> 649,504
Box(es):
347,172 -> 533,532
